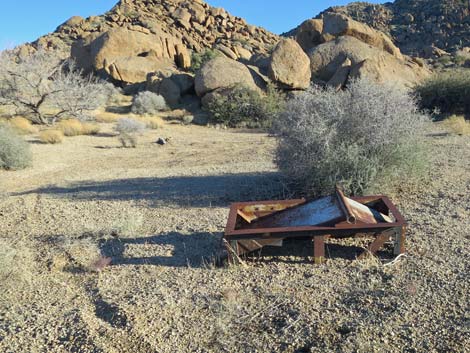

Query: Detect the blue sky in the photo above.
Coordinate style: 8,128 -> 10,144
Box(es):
0,0 -> 385,49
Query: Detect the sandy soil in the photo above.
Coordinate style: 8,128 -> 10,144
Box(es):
0,121 -> 468,353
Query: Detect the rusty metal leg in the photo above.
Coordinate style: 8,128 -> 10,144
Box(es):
313,236 -> 325,264
393,226 -> 406,255
358,232 -> 390,259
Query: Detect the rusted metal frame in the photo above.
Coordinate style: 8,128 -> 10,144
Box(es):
313,236 -> 326,264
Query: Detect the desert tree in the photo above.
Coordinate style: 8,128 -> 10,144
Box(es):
0,49 -> 109,125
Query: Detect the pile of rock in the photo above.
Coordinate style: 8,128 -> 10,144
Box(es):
290,13 -> 430,89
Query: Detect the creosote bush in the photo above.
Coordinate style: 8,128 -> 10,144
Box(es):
206,83 -> 285,128
275,79 -> 430,196
115,118 -> 146,148
0,124 -> 32,170
131,91 -> 168,115
415,69 -> 470,116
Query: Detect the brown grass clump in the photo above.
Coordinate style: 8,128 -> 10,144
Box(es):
135,116 -> 162,130
9,117 -> 37,135
442,115 -> 470,135
38,130 -> 64,144
94,112 -> 122,123
81,122 -> 101,135
57,119 -> 83,136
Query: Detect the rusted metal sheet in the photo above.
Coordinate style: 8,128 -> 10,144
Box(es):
224,190 -> 407,264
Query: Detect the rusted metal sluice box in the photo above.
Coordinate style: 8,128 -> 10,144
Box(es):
224,187 -> 407,264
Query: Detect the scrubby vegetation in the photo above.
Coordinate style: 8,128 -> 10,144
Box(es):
206,83 -> 285,128
442,115 -> 470,135
0,124 -> 32,170
0,50 -> 110,124
8,116 -> 37,135
275,79 -> 430,196
131,91 -> 168,115
415,69 -> 470,116
115,118 -> 146,148
38,130 -> 64,144
190,49 -> 221,73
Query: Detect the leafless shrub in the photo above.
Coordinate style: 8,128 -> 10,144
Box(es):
131,91 -> 168,115
114,118 -> 146,148
0,50 -> 111,125
274,78 -> 430,196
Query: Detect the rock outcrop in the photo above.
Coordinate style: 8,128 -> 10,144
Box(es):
22,0 -> 279,85
309,36 -> 429,88
268,39 -> 311,90
194,56 -> 259,97
315,0 -> 470,56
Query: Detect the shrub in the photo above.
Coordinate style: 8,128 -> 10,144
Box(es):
38,130 -> 64,144
94,112 -> 121,123
274,79 -> 430,196
206,83 -> 286,128
0,50 -> 110,125
0,124 -> 32,170
131,91 -> 168,115
80,122 -> 100,135
190,49 -> 221,73
415,70 -> 470,116
57,119 -> 83,136
114,118 -> 146,148
135,117 -> 161,130
442,115 -> 470,135
9,117 -> 37,135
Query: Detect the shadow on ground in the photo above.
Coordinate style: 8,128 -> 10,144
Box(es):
99,231 -> 222,268
14,172 -> 289,208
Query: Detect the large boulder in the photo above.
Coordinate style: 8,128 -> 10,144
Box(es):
295,19 -> 324,52
309,36 -> 429,88
71,28 -> 191,84
268,38 -> 311,90
322,13 -> 403,60
194,56 -> 259,97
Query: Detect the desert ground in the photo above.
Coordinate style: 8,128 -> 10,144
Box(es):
0,118 -> 468,353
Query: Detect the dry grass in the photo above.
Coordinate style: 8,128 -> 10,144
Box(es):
135,116 -> 162,130
442,115 -> 470,135
38,130 -> 64,144
57,119 -> 84,136
81,122 -> 101,135
0,238 -> 35,292
94,111 -> 122,123
9,116 -> 37,135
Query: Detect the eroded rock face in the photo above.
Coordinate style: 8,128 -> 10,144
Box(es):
194,56 -> 259,97
322,13 -> 403,60
295,19 -> 324,52
309,36 -> 430,88
268,39 -> 311,90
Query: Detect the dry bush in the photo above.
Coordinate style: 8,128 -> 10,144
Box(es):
131,91 -> 168,115
442,115 -> 470,135
115,118 -> 146,148
9,116 -> 37,135
135,116 -> 162,130
38,130 -> 64,144
112,210 -> 144,237
80,122 -> 100,135
0,124 -> 32,170
94,111 -> 121,123
275,78 -> 430,196
57,119 -> 83,136
0,50 -> 110,124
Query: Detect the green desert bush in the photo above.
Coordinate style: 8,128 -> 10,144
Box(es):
274,79 -> 430,196
0,124 -> 32,170
190,49 -> 221,73
415,70 -> 470,116
206,83 -> 285,128
131,91 -> 168,115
